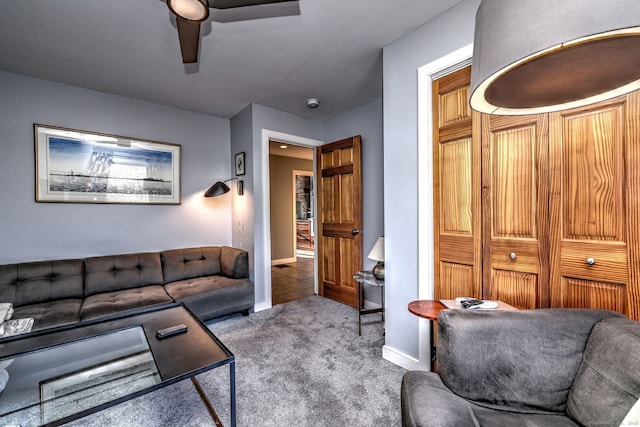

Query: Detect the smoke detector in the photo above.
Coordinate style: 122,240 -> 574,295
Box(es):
306,98 -> 320,108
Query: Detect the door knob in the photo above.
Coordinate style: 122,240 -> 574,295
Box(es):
351,229 -> 361,235
509,252 -> 517,260
586,257 -> 596,265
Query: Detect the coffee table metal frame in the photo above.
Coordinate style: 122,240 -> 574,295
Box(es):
0,302 -> 236,427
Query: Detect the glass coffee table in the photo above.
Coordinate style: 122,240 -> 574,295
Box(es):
0,303 -> 235,427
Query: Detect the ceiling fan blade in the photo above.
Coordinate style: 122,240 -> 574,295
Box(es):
207,0 -> 299,23
176,16 -> 201,64
208,0 -> 295,8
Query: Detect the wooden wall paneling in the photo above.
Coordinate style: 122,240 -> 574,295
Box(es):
481,114 -> 549,308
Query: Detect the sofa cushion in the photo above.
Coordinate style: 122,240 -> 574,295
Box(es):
164,276 -> 253,320
401,371 -> 579,427
0,259 -> 84,307
161,247 -> 222,284
567,317 -> 640,426
84,253 -> 163,297
80,285 -> 172,321
437,308 -> 623,414
13,299 -> 82,331
221,246 -> 249,279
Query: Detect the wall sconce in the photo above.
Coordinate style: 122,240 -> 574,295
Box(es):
204,178 -> 244,197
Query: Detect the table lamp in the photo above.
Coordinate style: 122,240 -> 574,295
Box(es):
368,236 -> 385,280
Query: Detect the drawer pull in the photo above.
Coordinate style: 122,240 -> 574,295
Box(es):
586,257 -> 596,266
509,252 -> 517,260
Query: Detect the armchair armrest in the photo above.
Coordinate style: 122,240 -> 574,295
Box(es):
436,308 -> 622,414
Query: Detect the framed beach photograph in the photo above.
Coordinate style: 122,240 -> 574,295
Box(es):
35,124 -> 181,204
235,151 -> 245,176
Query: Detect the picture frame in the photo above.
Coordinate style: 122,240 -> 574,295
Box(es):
34,124 -> 181,204
235,152 -> 246,176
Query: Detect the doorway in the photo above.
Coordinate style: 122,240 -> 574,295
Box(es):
269,141 -> 316,305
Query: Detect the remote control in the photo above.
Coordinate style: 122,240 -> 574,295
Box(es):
156,324 -> 188,339
461,298 -> 483,309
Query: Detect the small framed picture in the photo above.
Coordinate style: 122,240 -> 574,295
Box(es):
235,152 -> 245,176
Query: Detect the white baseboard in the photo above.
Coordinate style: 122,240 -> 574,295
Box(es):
254,302 -> 272,312
271,257 -> 296,265
382,345 -> 430,371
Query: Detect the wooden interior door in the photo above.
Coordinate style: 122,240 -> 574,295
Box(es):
316,136 -> 363,307
433,66 -> 482,300
482,114 -> 550,308
549,95 -> 639,318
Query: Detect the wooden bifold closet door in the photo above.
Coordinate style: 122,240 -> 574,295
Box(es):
433,66 -> 482,301
549,94 -> 640,319
481,113 -> 549,309
433,67 -> 640,321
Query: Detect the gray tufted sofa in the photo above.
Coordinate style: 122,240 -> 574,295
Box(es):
401,308 -> 640,427
0,246 -> 253,331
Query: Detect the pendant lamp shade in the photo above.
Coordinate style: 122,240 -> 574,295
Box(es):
470,0 -> 640,115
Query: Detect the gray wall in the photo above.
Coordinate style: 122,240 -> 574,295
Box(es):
0,71 -> 233,263
269,155 -> 313,261
382,0 -> 480,362
231,103 -> 324,308
324,98 -> 384,269
232,99 -> 385,309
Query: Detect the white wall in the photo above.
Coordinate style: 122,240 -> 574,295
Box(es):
382,0 -> 480,369
0,71 -> 233,263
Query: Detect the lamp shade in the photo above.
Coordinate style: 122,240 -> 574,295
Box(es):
204,181 -> 230,197
470,0 -> 640,115
167,0 -> 209,21
367,237 -> 384,262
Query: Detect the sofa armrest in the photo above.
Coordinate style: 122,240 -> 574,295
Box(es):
220,246 -> 249,279
437,308 -> 623,414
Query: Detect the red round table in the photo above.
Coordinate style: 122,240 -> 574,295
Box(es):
407,300 -> 446,371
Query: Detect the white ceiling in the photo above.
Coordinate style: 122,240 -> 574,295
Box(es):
0,0 -> 464,121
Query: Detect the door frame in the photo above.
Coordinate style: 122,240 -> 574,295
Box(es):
292,169 -> 314,259
258,129 -> 323,311
396,43 -> 472,371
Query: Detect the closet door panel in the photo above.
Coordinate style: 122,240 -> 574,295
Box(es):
433,66 -> 482,300
561,278 -> 626,313
490,269 -> 538,309
550,98 -> 629,315
439,262 -> 474,300
482,114 -> 549,308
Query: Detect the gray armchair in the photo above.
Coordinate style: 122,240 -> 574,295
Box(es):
401,308 -> 640,426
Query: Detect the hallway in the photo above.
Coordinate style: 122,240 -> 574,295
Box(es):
271,256 -> 315,305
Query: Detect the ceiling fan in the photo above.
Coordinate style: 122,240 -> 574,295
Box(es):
166,0 -> 300,63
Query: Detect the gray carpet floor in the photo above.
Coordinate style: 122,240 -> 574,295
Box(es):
68,295 -> 406,426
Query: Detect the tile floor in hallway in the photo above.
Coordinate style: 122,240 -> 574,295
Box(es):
271,256 -> 315,305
